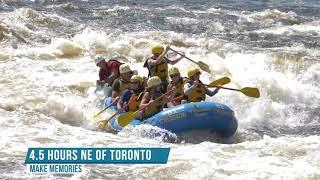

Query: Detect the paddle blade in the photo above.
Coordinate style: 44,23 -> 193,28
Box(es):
240,87 -> 260,98
197,61 -> 211,73
209,77 -> 231,86
93,112 -> 102,120
98,120 -> 109,129
117,111 -> 137,127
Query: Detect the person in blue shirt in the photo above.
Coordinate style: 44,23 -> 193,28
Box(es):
117,75 -> 145,116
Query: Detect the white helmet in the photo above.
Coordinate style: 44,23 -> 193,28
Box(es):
94,55 -> 105,65
119,64 -> 132,74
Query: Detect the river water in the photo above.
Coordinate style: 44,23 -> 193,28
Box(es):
0,0 -> 319,179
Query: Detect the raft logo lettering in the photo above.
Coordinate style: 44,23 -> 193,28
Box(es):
161,113 -> 187,122
25,148 -> 170,174
188,107 -> 212,113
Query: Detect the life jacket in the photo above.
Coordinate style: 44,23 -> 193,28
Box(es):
143,91 -> 163,119
143,56 -> 168,81
169,77 -> 184,98
186,81 -> 206,102
127,91 -> 144,112
100,59 -> 123,85
118,79 -> 131,95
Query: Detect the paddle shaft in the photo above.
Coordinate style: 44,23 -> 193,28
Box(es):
117,88 -> 176,127
207,85 -> 260,98
169,48 -> 211,73
95,97 -> 119,118
132,89 -> 176,124
170,48 -> 197,64
110,100 -> 132,120
169,95 -> 183,102
139,88 -> 176,112
99,97 -> 134,128
206,84 -> 241,92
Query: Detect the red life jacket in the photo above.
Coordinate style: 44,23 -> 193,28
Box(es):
99,59 -> 123,83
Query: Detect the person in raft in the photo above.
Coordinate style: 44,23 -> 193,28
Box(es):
143,45 -> 185,93
94,55 -> 122,97
184,67 -> 220,102
166,67 -> 187,107
139,76 -> 171,120
117,75 -> 145,119
111,64 -> 134,103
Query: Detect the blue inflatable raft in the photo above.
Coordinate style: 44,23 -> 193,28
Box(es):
103,97 -> 238,137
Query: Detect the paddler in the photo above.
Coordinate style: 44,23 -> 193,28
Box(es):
117,75 -> 145,119
143,45 -> 184,93
184,67 -> 220,102
94,55 -> 122,97
139,76 -> 171,120
166,67 -> 187,107
111,64 -> 134,102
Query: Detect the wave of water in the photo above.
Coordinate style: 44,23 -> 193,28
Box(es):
1,7 -> 319,139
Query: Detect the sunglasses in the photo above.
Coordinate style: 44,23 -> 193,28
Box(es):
130,81 -> 139,84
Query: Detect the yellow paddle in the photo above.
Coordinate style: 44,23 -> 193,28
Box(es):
117,88 -> 176,127
93,97 -> 119,120
209,77 -> 231,86
98,98 -> 132,129
208,85 -> 260,98
185,76 -> 230,87
170,48 -> 211,73
116,77 -> 230,127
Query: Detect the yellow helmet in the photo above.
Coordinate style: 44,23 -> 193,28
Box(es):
168,67 -> 180,76
147,76 -> 162,88
131,75 -> 143,84
187,67 -> 200,78
119,64 -> 131,74
152,45 -> 164,55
